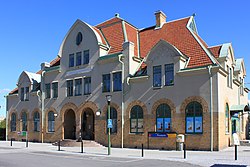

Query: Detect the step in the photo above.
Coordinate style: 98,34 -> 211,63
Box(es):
240,140 -> 250,146
52,139 -> 104,147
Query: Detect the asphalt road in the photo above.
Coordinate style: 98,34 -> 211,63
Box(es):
0,148 -> 201,167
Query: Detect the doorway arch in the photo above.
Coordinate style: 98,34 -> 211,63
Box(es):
64,109 -> 76,139
81,108 -> 94,140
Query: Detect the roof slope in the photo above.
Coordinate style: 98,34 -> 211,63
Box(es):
139,17 -> 213,68
208,45 -> 222,58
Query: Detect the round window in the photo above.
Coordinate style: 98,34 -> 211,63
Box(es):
76,32 -> 83,45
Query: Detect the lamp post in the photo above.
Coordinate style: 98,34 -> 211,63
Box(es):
106,95 -> 112,155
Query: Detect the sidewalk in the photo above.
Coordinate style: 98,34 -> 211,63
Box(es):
0,141 -> 249,167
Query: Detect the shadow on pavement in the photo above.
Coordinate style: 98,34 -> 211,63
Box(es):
211,164 -> 247,167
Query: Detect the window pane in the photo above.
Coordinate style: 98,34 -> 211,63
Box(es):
194,117 -> 202,133
21,88 -> 24,101
165,64 -> 174,86
113,72 -> 122,91
156,118 -> 164,132
52,82 -> 58,98
76,52 -> 82,66
48,111 -> 55,132
137,119 -> 144,133
84,77 -> 91,95
69,54 -> 74,67
33,112 -> 40,132
75,78 -> 82,96
45,83 -> 51,99
130,119 -> 137,133
153,66 -> 161,87
102,74 -> 110,92
83,50 -> 89,64
186,117 -> 194,133
21,112 -> 27,131
67,80 -> 73,97
25,87 -> 29,101
11,113 -> 16,131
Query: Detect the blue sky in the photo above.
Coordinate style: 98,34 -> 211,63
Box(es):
0,0 -> 249,117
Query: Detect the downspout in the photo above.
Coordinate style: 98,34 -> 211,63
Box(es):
41,71 -> 45,143
208,65 -> 213,151
118,55 -> 125,148
5,95 -> 8,141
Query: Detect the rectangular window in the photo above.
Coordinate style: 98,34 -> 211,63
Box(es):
25,87 -> 29,101
67,80 -> 73,97
84,77 -> 91,95
83,50 -> 89,64
21,88 -> 24,101
153,65 -> 162,87
45,83 -> 51,99
227,66 -> 232,88
165,64 -> 174,86
240,77 -> 244,95
52,82 -> 58,98
229,68 -> 232,88
113,72 -> 122,91
69,54 -> 74,67
102,74 -> 110,92
75,78 -> 82,96
76,52 -> 82,66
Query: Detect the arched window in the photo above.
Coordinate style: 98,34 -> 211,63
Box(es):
21,112 -> 27,131
156,104 -> 171,132
11,113 -> 16,132
33,112 -> 40,132
48,111 -> 55,132
225,103 -> 229,133
130,105 -> 143,133
185,101 -> 203,134
106,107 -> 117,134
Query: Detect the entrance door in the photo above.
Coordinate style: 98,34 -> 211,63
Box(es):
64,109 -> 76,139
232,119 -> 236,134
81,109 -> 94,140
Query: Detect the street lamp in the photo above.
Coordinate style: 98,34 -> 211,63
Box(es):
106,95 -> 112,155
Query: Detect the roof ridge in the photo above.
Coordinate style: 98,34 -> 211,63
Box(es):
96,17 -> 123,28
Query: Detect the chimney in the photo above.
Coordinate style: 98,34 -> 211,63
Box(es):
155,10 -> 166,28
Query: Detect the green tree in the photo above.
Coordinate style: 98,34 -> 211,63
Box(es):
0,119 -> 6,128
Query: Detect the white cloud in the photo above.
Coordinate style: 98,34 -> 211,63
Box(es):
0,88 -> 11,94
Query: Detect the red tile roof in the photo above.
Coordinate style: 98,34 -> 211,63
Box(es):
139,18 -> 214,68
208,45 -> 222,58
125,22 -> 138,57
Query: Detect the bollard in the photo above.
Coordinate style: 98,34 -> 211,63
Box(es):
142,144 -> 144,157
58,140 -> 61,151
184,143 -> 186,159
26,139 -> 28,148
81,140 -> 83,153
10,138 -> 13,146
235,145 -> 237,160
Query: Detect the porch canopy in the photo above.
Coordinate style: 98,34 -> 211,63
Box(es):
230,104 -> 250,112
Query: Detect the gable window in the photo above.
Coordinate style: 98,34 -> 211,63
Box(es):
66,80 -> 73,97
106,107 -> 117,134
69,54 -> 74,67
11,113 -> 16,132
75,78 -> 82,96
156,104 -> 171,132
45,83 -> 51,99
225,103 -> 229,133
130,105 -> 144,133
21,112 -> 27,131
113,72 -> 122,92
227,65 -> 232,88
76,32 -> 83,45
84,77 -> 91,95
76,52 -> 82,66
165,64 -> 174,86
102,74 -> 110,92
33,111 -> 40,132
240,77 -> 244,95
25,87 -> 29,101
48,111 -> 55,132
83,50 -> 89,64
153,65 -> 162,87
185,101 -> 203,134
52,82 -> 58,98
21,88 -> 24,101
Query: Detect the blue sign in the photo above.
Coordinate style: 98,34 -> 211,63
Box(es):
107,119 -> 113,128
149,133 -> 168,138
